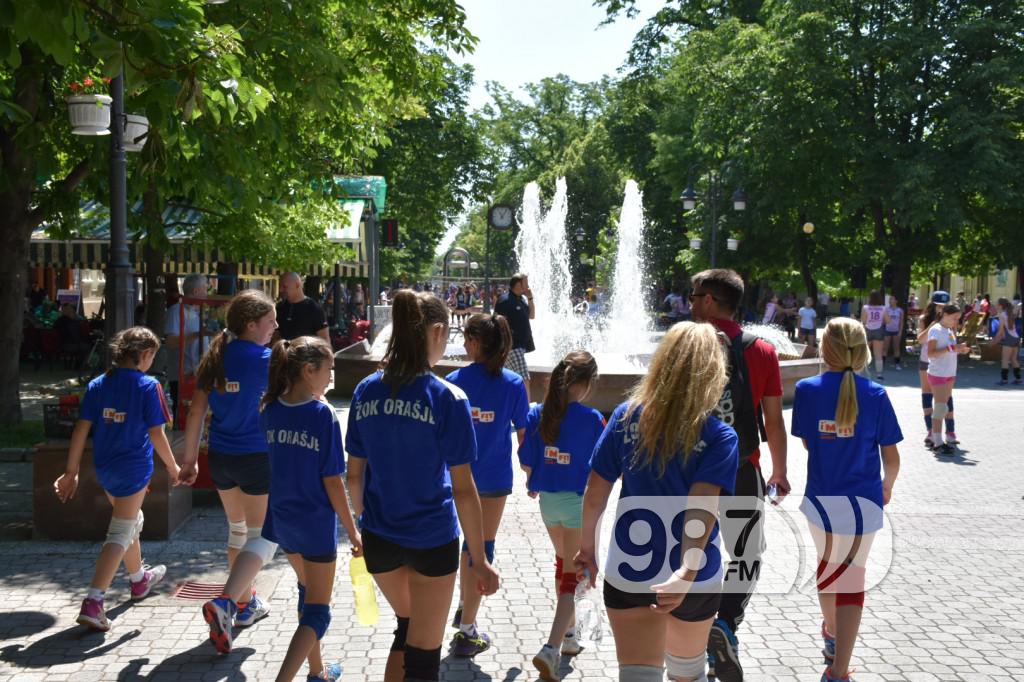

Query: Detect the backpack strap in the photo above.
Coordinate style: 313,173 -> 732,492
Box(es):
740,332 -> 769,442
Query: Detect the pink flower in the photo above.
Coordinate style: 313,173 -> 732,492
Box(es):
69,82 -> 80,92
83,77 -> 94,87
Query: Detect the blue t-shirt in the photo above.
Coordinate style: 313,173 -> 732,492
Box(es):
446,363 -> 529,493
591,402 -> 739,588
79,368 -> 171,497
346,371 -> 477,549
791,372 -> 903,534
259,398 -> 346,556
207,340 -> 272,455
518,402 -> 605,495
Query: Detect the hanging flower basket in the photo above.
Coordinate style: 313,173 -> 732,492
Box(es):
67,94 -> 112,135
123,114 -> 150,152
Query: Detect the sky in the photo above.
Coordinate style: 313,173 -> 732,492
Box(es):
455,0 -> 664,111
436,0 -> 665,255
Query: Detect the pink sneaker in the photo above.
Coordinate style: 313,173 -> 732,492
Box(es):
77,597 -> 110,631
130,564 -> 167,600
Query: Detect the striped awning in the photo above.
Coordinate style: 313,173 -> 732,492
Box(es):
29,199 -> 368,278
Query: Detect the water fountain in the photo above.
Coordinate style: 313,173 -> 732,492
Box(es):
335,179 -> 821,410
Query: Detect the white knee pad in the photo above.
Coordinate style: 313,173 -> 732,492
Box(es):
242,536 -> 278,564
931,403 -> 947,429
132,509 -> 144,542
227,520 -> 247,550
105,516 -> 138,550
666,651 -> 708,681
619,664 -> 665,682
246,526 -> 263,540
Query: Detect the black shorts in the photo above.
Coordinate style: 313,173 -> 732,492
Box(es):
282,549 -> 337,564
478,488 -> 512,498
207,451 -> 270,495
603,581 -> 721,623
361,528 -> 460,578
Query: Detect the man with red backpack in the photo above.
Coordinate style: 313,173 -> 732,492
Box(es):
690,268 -> 791,682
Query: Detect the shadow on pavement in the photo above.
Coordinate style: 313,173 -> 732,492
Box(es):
933,447 -> 978,466
443,654 -> 528,681
0,610 -> 55,641
115,644 -> 255,681
0,604 -> 139,669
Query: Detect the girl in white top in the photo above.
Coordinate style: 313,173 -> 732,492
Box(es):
798,297 -> 818,347
990,297 -> 1022,385
884,297 -> 904,370
924,304 -> 970,455
860,291 -> 890,380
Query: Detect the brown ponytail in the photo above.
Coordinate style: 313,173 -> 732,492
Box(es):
106,326 -> 160,376
382,289 -> 449,392
463,313 -> 512,375
539,350 -> 599,446
261,336 -> 333,408
196,290 -> 275,393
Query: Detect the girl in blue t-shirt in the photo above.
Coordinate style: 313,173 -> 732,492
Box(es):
181,290 -> 278,632
55,327 -> 179,631
791,317 -> 902,682
518,350 -> 604,678
574,322 -> 739,682
445,313 -> 529,657
207,336 -> 360,682
346,290 -> 500,682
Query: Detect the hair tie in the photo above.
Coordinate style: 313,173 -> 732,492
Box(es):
843,366 -> 853,372
223,329 -> 237,342
282,339 -> 291,348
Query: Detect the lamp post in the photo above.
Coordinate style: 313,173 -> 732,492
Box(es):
106,68 -> 134,339
485,204 -> 515,313
680,169 -> 747,267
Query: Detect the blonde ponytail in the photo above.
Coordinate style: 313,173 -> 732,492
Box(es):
821,318 -> 870,431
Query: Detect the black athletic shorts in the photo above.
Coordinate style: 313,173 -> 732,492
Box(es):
281,549 -> 337,564
207,451 -> 270,495
478,488 -> 513,498
603,581 -> 722,623
361,528 -> 460,577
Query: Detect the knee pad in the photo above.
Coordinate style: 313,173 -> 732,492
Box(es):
132,509 -> 144,542
921,393 -> 933,409
105,515 -> 137,549
299,603 -> 331,640
619,664 -> 665,682
403,644 -> 441,681
246,526 -> 263,540
558,566 -> 579,595
241,536 -> 278,564
297,582 -> 306,618
836,591 -> 865,607
665,651 -> 708,681
227,519 -> 247,550
391,616 -> 409,652
931,403 -> 947,428
946,397 -> 953,411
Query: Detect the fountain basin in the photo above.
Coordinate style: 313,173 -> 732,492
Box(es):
333,348 -> 821,412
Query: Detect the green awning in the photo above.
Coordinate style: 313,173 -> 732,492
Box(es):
332,175 -> 387,217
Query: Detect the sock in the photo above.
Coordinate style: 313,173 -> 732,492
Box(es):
128,568 -> 145,583
86,587 -> 104,601
1015,367 -> 1022,380
459,623 -> 477,637
1002,368 -> 1009,381
945,398 -> 954,433
875,357 -> 883,374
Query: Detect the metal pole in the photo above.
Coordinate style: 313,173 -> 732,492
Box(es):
106,68 -> 134,340
333,263 -> 342,330
483,223 -> 491,313
367,206 -> 379,342
709,172 -> 718,269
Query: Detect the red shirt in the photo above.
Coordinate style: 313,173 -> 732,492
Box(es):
709,318 -> 783,469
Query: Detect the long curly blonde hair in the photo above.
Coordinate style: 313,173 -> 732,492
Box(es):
820,317 -> 870,431
625,322 -> 728,474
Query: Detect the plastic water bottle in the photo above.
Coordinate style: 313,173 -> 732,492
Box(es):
349,556 -> 379,626
574,569 -> 604,647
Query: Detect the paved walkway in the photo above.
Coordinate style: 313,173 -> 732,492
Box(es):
1,361 -> 1023,680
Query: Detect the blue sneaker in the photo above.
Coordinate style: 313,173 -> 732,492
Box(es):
821,621 -> 836,662
707,619 -> 742,682
821,667 -> 854,681
202,597 -> 237,654
234,594 -> 270,627
308,662 -> 343,681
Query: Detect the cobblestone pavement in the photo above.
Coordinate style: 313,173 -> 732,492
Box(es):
1,361 -> 1023,680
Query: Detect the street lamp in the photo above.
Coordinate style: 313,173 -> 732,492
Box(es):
679,170 -> 747,267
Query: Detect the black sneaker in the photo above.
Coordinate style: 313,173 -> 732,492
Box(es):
708,619 -> 743,682
936,443 -> 956,456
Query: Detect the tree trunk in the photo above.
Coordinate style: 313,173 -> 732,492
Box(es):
797,212 -> 818,300
0,202 -> 31,426
216,262 -> 238,295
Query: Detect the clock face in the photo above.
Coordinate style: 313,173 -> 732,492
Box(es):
490,204 -> 514,229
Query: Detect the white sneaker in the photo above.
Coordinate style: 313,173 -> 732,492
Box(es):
560,633 -> 583,656
234,594 -> 270,627
533,645 -> 560,682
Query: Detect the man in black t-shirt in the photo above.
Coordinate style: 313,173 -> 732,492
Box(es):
494,272 -> 536,396
274,272 -> 330,342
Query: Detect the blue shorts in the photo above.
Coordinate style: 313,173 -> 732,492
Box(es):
538,491 -> 583,528
1001,335 -> 1021,348
95,457 -> 152,498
